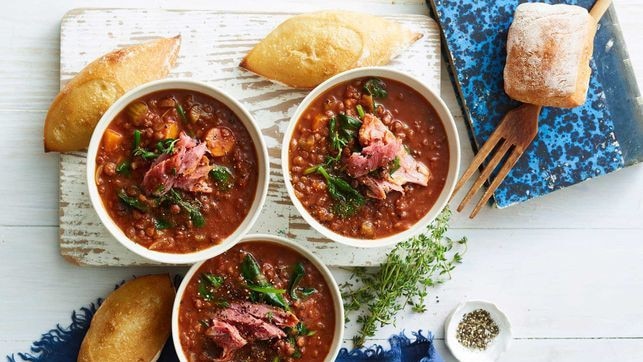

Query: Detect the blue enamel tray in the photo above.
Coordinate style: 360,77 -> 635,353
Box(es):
427,0 -> 643,208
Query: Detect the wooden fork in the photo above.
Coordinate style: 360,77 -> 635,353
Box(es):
452,104 -> 541,218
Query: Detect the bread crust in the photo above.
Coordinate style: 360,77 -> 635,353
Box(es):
504,3 -> 596,108
240,11 -> 422,89
77,274 -> 175,362
44,36 -> 180,152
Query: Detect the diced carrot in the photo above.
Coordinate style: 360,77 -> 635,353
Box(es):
161,121 -> 180,139
312,114 -> 328,130
103,129 -> 123,152
205,127 -> 236,157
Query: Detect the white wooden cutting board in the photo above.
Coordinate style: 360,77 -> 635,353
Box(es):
58,8 -> 441,266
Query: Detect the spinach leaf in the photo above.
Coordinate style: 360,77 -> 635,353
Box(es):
295,322 -> 316,336
197,272 -> 224,301
240,253 -> 290,310
389,156 -> 401,175
305,165 -> 365,218
117,189 -> 148,212
356,104 -> 365,118
328,114 -> 362,162
288,262 -> 306,300
154,218 -> 172,230
132,130 -> 158,160
156,138 -> 179,155
299,287 -> 317,297
288,262 -> 318,300
116,160 -> 131,176
209,165 -> 234,190
363,78 -> 388,98
158,189 -> 205,227
176,104 -> 188,123
245,284 -> 286,294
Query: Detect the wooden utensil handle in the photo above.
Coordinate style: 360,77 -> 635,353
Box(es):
590,0 -> 613,22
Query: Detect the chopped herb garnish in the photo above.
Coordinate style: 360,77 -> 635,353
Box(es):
199,319 -> 210,328
176,104 -> 188,123
209,165 -> 234,190
115,160 -> 131,176
158,189 -> 205,227
240,253 -> 289,310
305,165 -> 365,218
356,104 -> 365,118
389,156 -> 401,175
117,189 -> 147,212
154,218 -> 172,230
197,272 -> 224,301
132,129 -> 158,160
363,78 -> 388,98
156,138 -> 179,155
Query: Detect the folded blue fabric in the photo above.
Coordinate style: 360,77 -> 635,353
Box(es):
7,299 -> 442,362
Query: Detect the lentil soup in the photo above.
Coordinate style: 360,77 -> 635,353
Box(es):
95,89 -> 258,253
178,241 -> 337,361
288,77 -> 449,239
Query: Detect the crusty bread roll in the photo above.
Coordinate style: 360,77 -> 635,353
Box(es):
240,11 -> 422,88
504,3 -> 596,108
77,274 -> 175,362
44,36 -> 180,152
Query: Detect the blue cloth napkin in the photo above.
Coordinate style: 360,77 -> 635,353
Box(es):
7,295 -> 442,362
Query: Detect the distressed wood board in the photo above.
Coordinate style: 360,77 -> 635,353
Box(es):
59,8 -> 441,266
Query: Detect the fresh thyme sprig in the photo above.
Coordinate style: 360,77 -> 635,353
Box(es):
340,207 -> 467,347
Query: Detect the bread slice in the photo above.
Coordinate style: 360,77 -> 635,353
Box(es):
44,36 -> 180,152
504,3 -> 596,108
77,274 -> 175,362
240,11 -> 421,89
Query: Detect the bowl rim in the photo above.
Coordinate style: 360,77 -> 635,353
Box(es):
86,78 -> 270,264
171,233 -> 345,362
281,67 -> 461,248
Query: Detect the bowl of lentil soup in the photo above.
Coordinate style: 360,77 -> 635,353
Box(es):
172,234 -> 344,362
283,67 -> 460,247
87,79 -> 269,264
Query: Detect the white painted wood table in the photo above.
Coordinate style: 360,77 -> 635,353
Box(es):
1,1 -> 642,361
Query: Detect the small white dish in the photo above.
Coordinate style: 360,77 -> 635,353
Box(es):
172,233 -> 345,362
86,79 -> 269,264
281,67 -> 461,248
444,300 -> 512,362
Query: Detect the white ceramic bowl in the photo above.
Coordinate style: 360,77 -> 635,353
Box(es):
444,300 -> 512,362
172,234 -> 345,362
87,79 -> 269,264
282,67 -> 460,248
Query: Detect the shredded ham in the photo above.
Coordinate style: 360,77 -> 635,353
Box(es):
217,307 -> 286,340
228,302 -> 299,328
205,320 -> 248,361
347,114 -> 431,199
141,132 -> 211,195
346,114 -> 402,178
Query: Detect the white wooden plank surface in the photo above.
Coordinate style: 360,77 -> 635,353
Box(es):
58,9 -> 442,266
1,0 -> 642,361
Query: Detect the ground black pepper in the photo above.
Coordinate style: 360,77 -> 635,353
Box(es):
456,309 -> 500,350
